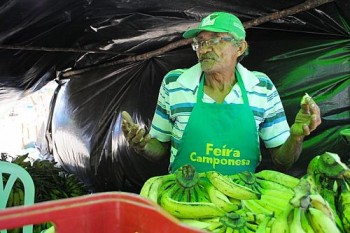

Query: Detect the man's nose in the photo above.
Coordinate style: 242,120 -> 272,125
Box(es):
198,45 -> 212,54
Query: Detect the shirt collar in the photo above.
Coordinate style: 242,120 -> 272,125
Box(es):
177,62 -> 260,92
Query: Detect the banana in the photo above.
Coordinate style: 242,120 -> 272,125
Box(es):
339,188 -> 350,233
245,222 -> 258,231
320,187 -> 344,232
160,183 -> 225,219
270,206 -> 292,233
7,189 -> 14,207
255,170 -> 300,189
139,174 -> 175,203
243,226 -> 255,233
202,218 -> 222,232
300,208 -> 315,233
241,199 -> 274,215
309,193 -> 334,221
181,188 -> 191,202
12,189 -> 20,207
202,180 -> 241,212
188,186 -> 198,202
180,219 -> 212,230
254,183 -> 294,201
195,184 -> 211,203
341,207 -> 350,233
207,171 -> 261,200
157,179 -> 176,197
255,216 -> 272,233
256,178 -> 294,197
239,210 -> 268,225
306,207 -> 340,233
290,207 -> 306,233
254,195 -> 288,216
17,188 -> 24,204
228,197 -> 242,206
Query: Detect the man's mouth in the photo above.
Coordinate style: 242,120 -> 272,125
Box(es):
200,57 -> 216,62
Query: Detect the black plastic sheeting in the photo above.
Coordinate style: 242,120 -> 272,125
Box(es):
0,0 -> 350,193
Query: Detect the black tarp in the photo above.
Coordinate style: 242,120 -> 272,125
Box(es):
0,0 -> 349,193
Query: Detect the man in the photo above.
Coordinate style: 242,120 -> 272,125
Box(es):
121,12 -> 321,174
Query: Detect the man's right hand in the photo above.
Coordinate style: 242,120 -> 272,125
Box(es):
121,111 -> 151,153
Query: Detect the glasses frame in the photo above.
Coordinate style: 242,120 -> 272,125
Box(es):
191,36 -> 238,51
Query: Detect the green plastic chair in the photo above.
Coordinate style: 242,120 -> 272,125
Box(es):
0,161 -> 35,233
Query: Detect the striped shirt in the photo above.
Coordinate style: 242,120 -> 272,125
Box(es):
149,63 -> 290,164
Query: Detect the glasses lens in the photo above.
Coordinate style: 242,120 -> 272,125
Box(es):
191,42 -> 199,51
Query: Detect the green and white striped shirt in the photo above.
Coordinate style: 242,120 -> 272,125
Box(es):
149,63 -> 290,164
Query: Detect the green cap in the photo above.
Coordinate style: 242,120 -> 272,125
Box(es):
183,12 -> 246,40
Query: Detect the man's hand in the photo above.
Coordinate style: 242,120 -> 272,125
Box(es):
121,111 -> 151,153
290,94 -> 321,137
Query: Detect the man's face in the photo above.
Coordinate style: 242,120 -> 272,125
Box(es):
194,31 -> 244,73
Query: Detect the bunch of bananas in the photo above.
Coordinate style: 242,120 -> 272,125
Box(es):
2,154 -> 89,233
306,152 -> 350,232
180,211 -> 274,233
140,165 -> 296,231
140,155 -> 350,233
221,170 -> 298,217
140,164 -> 239,219
6,187 -> 25,208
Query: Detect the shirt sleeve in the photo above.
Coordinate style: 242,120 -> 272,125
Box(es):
148,72 -> 174,142
258,76 -> 290,148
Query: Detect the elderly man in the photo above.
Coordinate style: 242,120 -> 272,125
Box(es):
121,12 -> 321,175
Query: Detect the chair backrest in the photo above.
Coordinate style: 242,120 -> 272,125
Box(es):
0,161 -> 35,233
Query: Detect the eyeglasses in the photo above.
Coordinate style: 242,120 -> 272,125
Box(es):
191,37 -> 236,51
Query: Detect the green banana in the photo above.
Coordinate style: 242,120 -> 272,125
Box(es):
241,199 -> 274,215
255,170 -> 300,189
194,184 -> 211,203
245,222 -> 258,231
270,206 -> 292,233
180,219 -> 212,230
139,173 -> 175,203
255,216 -> 272,233
17,188 -> 24,204
309,193 -> 334,221
338,186 -> 350,233
7,189 -> 14,207
290,207 -> 306,233
12,189 -> 20,207
160,183 -> 225,219
254,195 -> 288,216
306,207 -> 340,233
320,187 -> 344,232
202,180 -> 241,212
254,183 -> 294,201
256,178 -> 294,197
207,171 -> 260,200
300,208 -> 315,233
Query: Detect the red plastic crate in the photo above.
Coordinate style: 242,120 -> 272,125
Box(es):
0,192 -> 206,233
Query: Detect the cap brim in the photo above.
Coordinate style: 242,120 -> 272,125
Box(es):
183,27 -> 228,38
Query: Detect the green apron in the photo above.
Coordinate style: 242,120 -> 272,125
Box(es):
170,70 -> 260,175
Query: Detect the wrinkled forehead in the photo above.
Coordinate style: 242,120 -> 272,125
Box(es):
196,31 -> 232,40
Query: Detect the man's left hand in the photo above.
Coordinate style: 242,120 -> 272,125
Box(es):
290,94 -> 321,137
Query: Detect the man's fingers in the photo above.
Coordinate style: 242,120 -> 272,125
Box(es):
121,111 -> 134,125
132,128 -> 145,143
302,124 -> 311,135
309,114 -> 321,131
301,102 -> 311,114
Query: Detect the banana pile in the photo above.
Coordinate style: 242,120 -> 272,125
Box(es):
140,152 -> 350,233
2,154 -> 89,233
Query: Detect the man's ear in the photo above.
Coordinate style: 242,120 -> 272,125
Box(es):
237,41 -> 248,56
